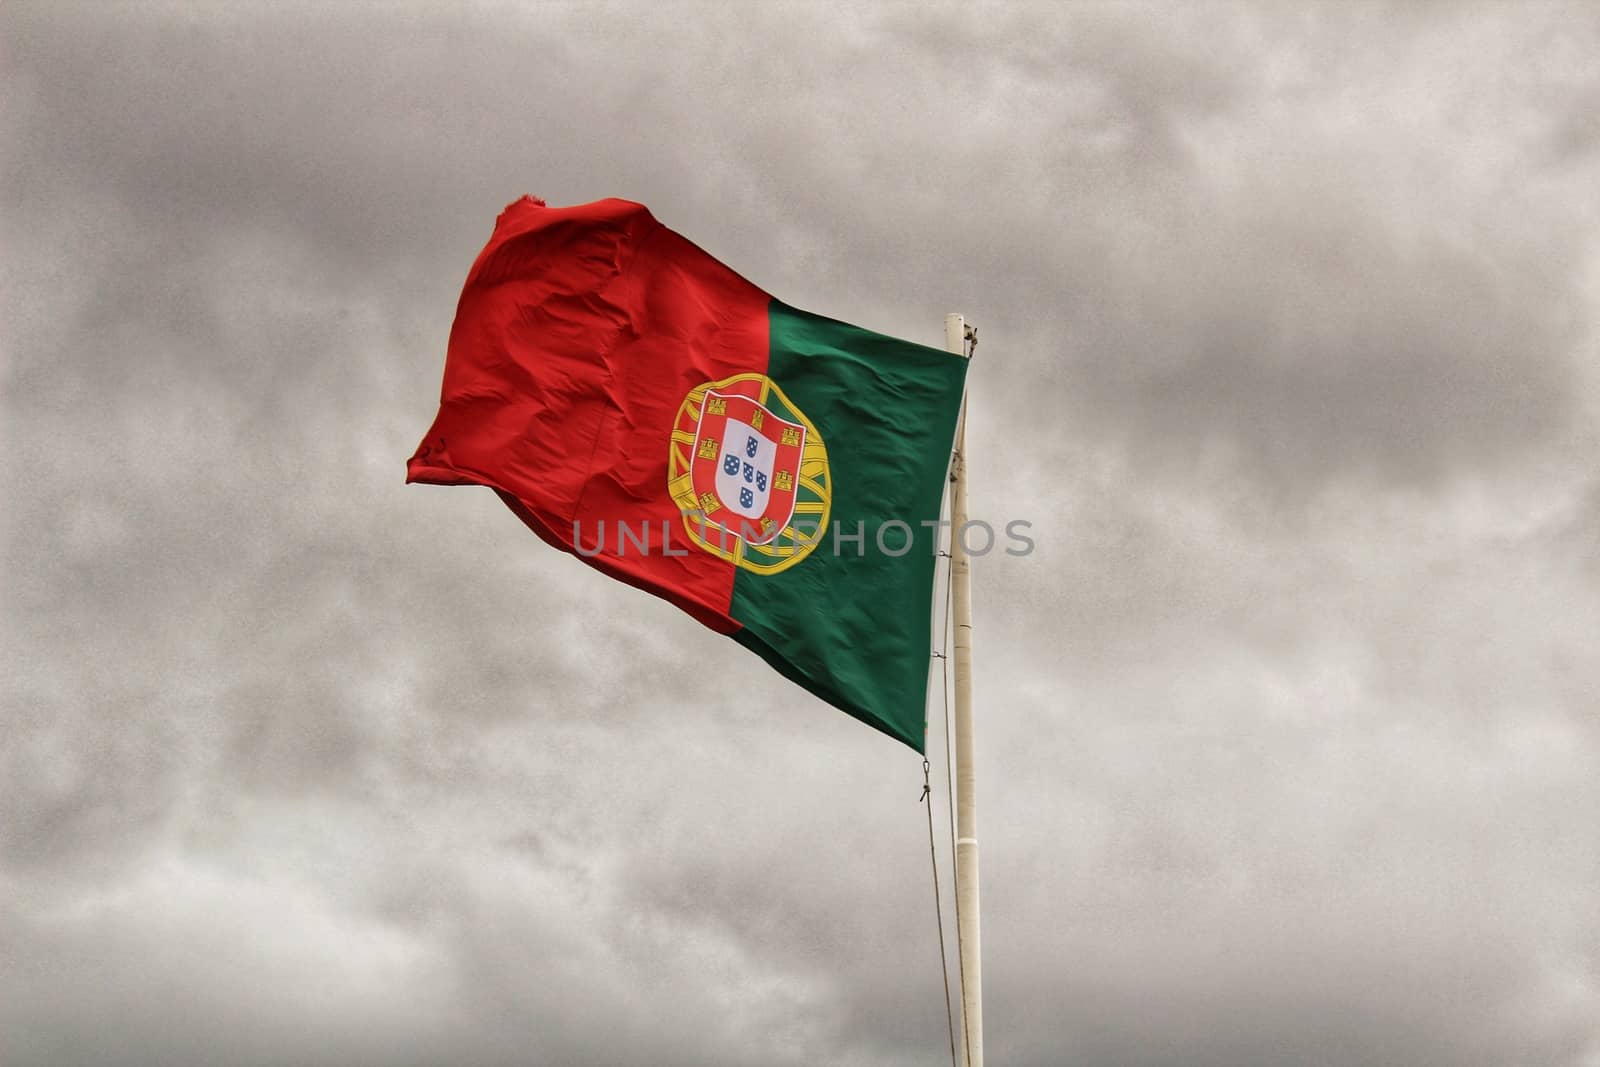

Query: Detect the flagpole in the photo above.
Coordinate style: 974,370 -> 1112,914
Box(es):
944,313 -> 982,1067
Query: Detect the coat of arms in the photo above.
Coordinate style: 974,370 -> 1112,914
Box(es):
668,374 -> 831,574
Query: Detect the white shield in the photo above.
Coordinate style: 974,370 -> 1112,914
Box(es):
714,416 -> 777,520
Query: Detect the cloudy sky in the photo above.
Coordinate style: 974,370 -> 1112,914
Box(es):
4,2 -> 1598,1064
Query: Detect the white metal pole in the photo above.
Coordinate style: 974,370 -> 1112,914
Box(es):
944,313 -> 982,1067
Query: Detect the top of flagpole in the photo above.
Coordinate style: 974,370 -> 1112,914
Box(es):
945,315 -> 967,359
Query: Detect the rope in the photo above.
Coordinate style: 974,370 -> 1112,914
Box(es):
922,758 -> 958,1067
941,325 -> 978,1064
945,398 -> 973,1067
927,366 -> 975,1066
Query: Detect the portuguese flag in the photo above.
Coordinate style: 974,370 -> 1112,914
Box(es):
407,197 -> 968,751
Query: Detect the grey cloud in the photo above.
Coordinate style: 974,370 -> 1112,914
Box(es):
4,2 -> 1599,1065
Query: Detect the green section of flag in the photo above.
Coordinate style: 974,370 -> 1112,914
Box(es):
729,302 -> 968,752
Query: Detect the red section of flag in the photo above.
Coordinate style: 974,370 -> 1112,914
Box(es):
406,197 -> 770,633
